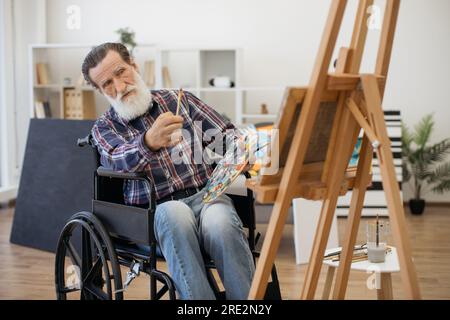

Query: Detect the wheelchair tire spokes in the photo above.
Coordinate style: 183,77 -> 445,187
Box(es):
71,212 -> 123,297
81,227 -> 93,284
150,269 -> 176,300
64,238 -> 81,268
83,282 -> 109,300
55,212 -> 123,300
82,256 -> 102,284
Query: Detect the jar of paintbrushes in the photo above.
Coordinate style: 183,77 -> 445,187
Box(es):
366,215 -> 389,263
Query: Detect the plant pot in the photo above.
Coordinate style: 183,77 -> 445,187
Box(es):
409,199 -> 425,215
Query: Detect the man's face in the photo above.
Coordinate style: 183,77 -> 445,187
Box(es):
88,50 -> 152,121
89,50 -> 137,100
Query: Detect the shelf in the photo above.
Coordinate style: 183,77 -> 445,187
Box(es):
157,87 -> 285,92
62,85 -> 94,91
242,114 -> 278,119
34,84 -> 62,89
157,87 -> 235,92
198,87 -> 236,92
31,43 -> 156,49
241,86 -> 285,91
34,84 -> 94,91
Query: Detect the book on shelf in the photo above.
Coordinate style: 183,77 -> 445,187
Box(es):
36,63 -> 50,85
63,88 -> 96,120
43,101 -> 51,117
162,66 -> 172,88
34,101 -> 51,118
143,60 -> 155,87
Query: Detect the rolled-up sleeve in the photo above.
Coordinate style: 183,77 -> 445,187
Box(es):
91,119 -> 156,172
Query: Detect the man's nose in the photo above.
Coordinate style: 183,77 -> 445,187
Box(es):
113,78 -> 126,95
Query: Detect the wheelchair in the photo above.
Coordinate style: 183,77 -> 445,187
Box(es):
54,134 -> 281,300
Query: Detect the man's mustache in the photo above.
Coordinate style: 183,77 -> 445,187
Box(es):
116,86 -> 136,101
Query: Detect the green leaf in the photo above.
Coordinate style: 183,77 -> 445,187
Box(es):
402,162 -> 411,182
413,114 -> 434,149
429,162 -> 450,182
425,139 -> 450,163
431,180 -> 450,194
401,123 -> 414,156
116,27 -> 137,49
402,114 -> 450,196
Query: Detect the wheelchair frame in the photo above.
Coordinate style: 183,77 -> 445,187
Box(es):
54,135 -> 281,300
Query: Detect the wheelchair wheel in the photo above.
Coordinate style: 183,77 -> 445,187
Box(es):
55,211 -> 123,300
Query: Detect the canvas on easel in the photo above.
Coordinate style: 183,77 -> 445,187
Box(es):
246,0 -> 421,300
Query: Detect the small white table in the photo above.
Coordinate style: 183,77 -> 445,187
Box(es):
322,246 -> 400,300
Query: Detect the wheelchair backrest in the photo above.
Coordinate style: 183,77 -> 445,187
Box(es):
79,134 -> 126,205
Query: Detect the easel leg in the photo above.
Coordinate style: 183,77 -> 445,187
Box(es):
248,197 -> 293,299
322,266 -> 335,300
301,106 -> 359,299
377,273 -> 393,300
332,136 -> 373,299
361,75 -> 421,299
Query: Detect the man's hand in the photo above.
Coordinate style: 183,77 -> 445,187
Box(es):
144,112 -> 184,151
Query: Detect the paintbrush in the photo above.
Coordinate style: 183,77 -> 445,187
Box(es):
376,213 -> 379,247
176,88 -> 184,116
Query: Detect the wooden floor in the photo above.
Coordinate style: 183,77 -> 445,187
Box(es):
1,205 -> 449,300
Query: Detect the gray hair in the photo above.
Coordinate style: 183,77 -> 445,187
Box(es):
81,42 -> 132,89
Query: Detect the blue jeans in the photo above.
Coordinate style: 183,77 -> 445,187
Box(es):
153,190 -> 255,300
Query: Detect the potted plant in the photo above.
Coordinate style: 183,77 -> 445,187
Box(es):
402,114 -> 450,214
116,27 -> 137,55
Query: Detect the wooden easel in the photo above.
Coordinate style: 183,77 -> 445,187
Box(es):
246,0 -> 421,299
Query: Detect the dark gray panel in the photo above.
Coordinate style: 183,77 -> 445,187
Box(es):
10,119 -> 95,253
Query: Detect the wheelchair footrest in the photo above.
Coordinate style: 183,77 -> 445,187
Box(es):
114,260 -> 141,294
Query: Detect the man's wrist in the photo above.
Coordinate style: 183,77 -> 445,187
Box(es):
144,131 -> 159,151
146,139 -> 159,152
138,133 -> 157,161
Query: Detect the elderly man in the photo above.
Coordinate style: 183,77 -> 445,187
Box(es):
82,42 -> 255,300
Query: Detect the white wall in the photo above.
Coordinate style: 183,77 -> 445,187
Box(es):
14,0 -> 450,202
2,0 -> 46,199
0,0 -> 40,201
0,0 -> 15,192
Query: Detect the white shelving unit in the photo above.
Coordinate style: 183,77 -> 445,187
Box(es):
29,43 -> 157,119
29,44 -> 286,125
239,86 -> 285,125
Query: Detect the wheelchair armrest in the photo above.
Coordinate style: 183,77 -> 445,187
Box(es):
96,167 -> 156,208
97,167 -> 152,187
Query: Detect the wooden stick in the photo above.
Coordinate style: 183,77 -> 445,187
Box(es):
347,97 -> 380,146
376,213 -> 380,247
176,88 -> 183,116
361,74 -> 421,299
332,136 -> 373,299
333,0 -> 402,299
301,104 -> 358,299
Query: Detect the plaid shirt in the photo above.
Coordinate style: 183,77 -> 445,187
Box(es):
91,90 -> 235,205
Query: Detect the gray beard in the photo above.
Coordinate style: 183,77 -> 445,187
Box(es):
105,70 -> 152,121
